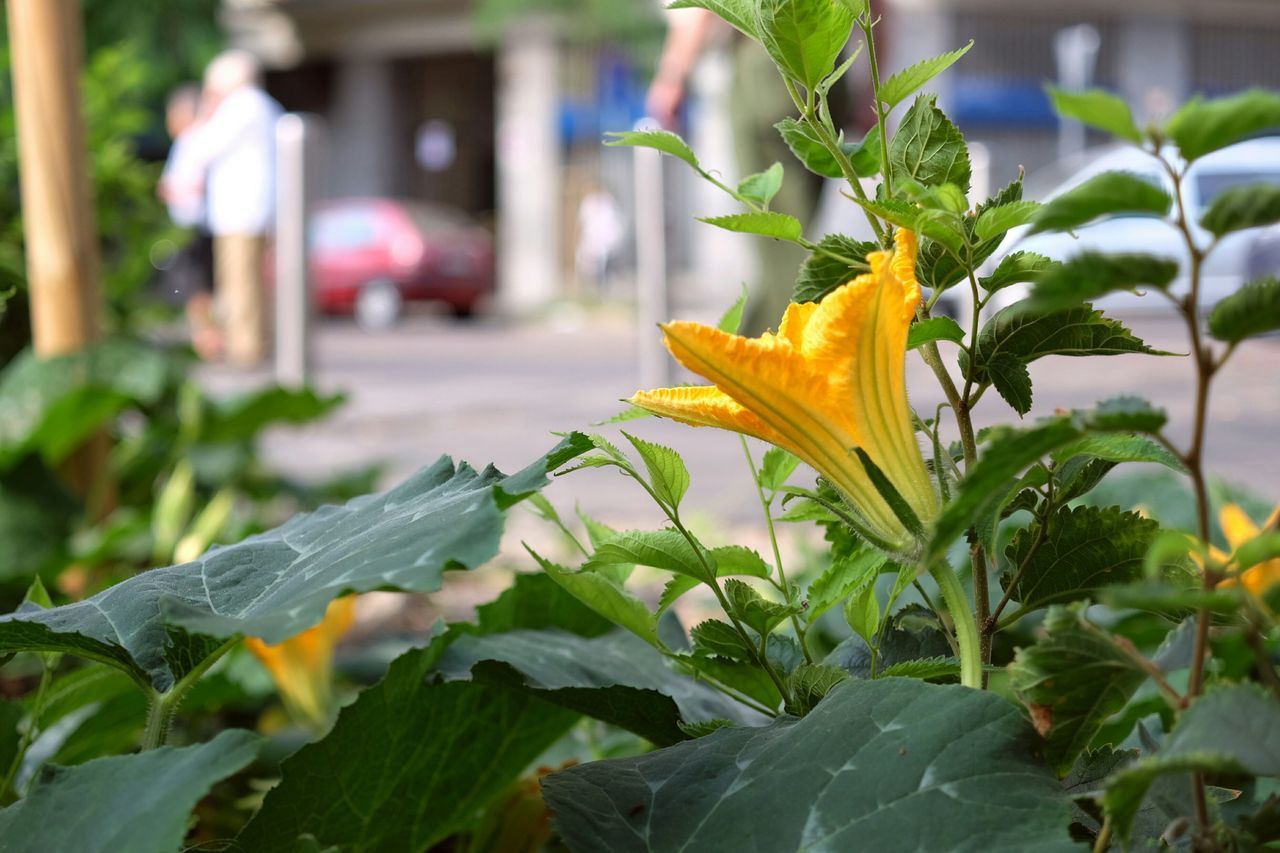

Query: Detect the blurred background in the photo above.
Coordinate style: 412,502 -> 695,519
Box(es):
1,0 -> 1278,630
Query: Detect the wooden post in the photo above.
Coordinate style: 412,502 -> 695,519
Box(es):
6,0 -> 106,497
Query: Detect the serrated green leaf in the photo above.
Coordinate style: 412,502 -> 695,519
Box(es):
690,619 -> 751,660
759,447 -> 802,490
987,352 -> 1033,415
876,42 -> 974,112
1047,87 -> 1142,144
436,628 -> 761,745
604,129 -> 700,170
792,234 -> 875,303
1009,606 -> 1147,778
239,575 -> 599,852
963,304 -> 1167,393
784,663 -> 849,715
737,162 -> 785,207
805,546 -> 885,623
1028,252 -> 1179,310
530,549 -> 659,646
841,581 -> 879,645
1051,433 -> 1183,472
0,729 -> 259,853
1103,684 -> 1280,842
755,0 -> 855,91
913,208 -> 966,256
699,211 -> 803,241
1166,88 -> 1280,161
543,678 -> 1075,852
0,436 -> 590,690
918,178 -> 1024,293
1200,183 -> 1280,237
1001,506 -> 1164,617
980,251 -> 1059,293
716,284 -> 749,333
622,432 -> 690,510
585,529 -> 708,582
1029,171 -> 1171,236
1085,396 -> 1168,432
929,417 -> 1082,559
850,196 -> 919,231
907,316 -> 965,350
876,656 -> 960,681
668,0 -> 758,38
975,200 -> 1041,241
1208,277 -> 1280,343
723,579 -> 801,636
775,117 -> 841,179
890,94 -> 971,192
597,404 -> 654,425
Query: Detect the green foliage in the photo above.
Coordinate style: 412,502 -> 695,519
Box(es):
1199,184 -> 1280,237
974,200 -> 1040,241
875,42 -> 973,112
0,436 -> 588,689
1208,276 -> 1280,343
775,120 -> 881,180
980,252 -> 1059,294
754,0 -> 855,91
1103,685 -> 1280,843
1027,252 -> 1180,310
0,729 -> 259,853
605,129 -> 700,169
1046,87 -> 1142,143
889,95 -> 971,193
1027,171 -> 1171,235
907,316 -> 965,349
805,545 -> 884,623
1166,88 -> 1280,161
543,679 -> 1075,852
1009,607 -> 1147,778
737,162 -> 786,207
668,0 -> 758,39
792,234 -> 874,302
622,433 -> 690,511
699,211 -> 804,241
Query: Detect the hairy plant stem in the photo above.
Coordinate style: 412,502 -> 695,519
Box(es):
140,637 -> 239,751
929,560 -> 983,689
739,437 -> 814,664
859,7 -> 893,200
1160,153 -> 1214,837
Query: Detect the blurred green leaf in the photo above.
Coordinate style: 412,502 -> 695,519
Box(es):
1027,252 -> 1179,310
737,162 -> 785,207
1028,171 -> 1171,235
1199,184 -> 1280,237
1166,88 -> 1280,161
1047,87 -> 1142,144
1208,277 -> 1280,343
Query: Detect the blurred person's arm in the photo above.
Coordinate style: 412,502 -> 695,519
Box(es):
646,8 -> 715,130
182,92 -> 258,169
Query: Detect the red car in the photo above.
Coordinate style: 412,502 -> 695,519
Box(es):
307,198 -> 494,326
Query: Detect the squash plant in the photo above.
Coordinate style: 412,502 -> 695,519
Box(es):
3,1 -> 1280,850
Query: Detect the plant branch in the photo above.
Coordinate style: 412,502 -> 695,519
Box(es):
929,560 -> 982,689
140,637 -> 239,751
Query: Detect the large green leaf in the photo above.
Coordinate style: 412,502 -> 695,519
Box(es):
1208,277 -> 1280,343
239,574 -> 608,852
1027,252 -> 1179,310
0,728 -> 259,853
1047,87 -> 1142,144
876,42 -> 973,112
1166,89 -> 1280,161
1001,506 -> 1164,617
1103,684 -> 1280,843
1009,607 -> 1148,781
792,234 -> 874,303
754,0 -> 854,91
435,628 -> 762,745
1199,183 -> 1280,237
889,95 -> 971,192
1027,171 -> 1171,235
543,678 -> 1074,852
0,435 -> 590,690
0,339 -> 169,470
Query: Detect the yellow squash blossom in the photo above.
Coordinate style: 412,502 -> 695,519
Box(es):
630,228 -> 936,551
1204,504 -> 1280,596
246,595 -> 356,731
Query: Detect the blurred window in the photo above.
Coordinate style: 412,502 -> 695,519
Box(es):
1195,171 -> 1280,212
311,208 -> 380,249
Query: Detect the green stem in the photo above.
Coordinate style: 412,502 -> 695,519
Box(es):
739,437 -> 814,663
140,638 -> 239,751
929,561 -> 982,689
860,7 -> 894,199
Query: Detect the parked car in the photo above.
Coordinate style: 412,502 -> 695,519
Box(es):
938,136 -> 1280,323
307,198 -> 495,327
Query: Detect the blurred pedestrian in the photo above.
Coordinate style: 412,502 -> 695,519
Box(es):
185,50 -> 282,366
575,186 -> 626,295
647,9 -> 851,335
158,83 -> 221,360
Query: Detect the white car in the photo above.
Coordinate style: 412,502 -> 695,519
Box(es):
975,137 -> 1280,317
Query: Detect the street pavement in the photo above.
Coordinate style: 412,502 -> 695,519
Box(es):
200,306 -> 1280,543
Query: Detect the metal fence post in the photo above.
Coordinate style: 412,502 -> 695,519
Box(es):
633,119 -> 672,389
274,113 -> 321,388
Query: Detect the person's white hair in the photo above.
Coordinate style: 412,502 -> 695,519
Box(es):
204,50 -> 262,95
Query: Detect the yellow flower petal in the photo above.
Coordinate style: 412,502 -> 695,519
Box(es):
247,595 -> 356,729
1220,504 -> 1260,553
631,228 -> 935,549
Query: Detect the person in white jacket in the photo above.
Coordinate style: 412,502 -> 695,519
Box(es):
183,50 -> 282,366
